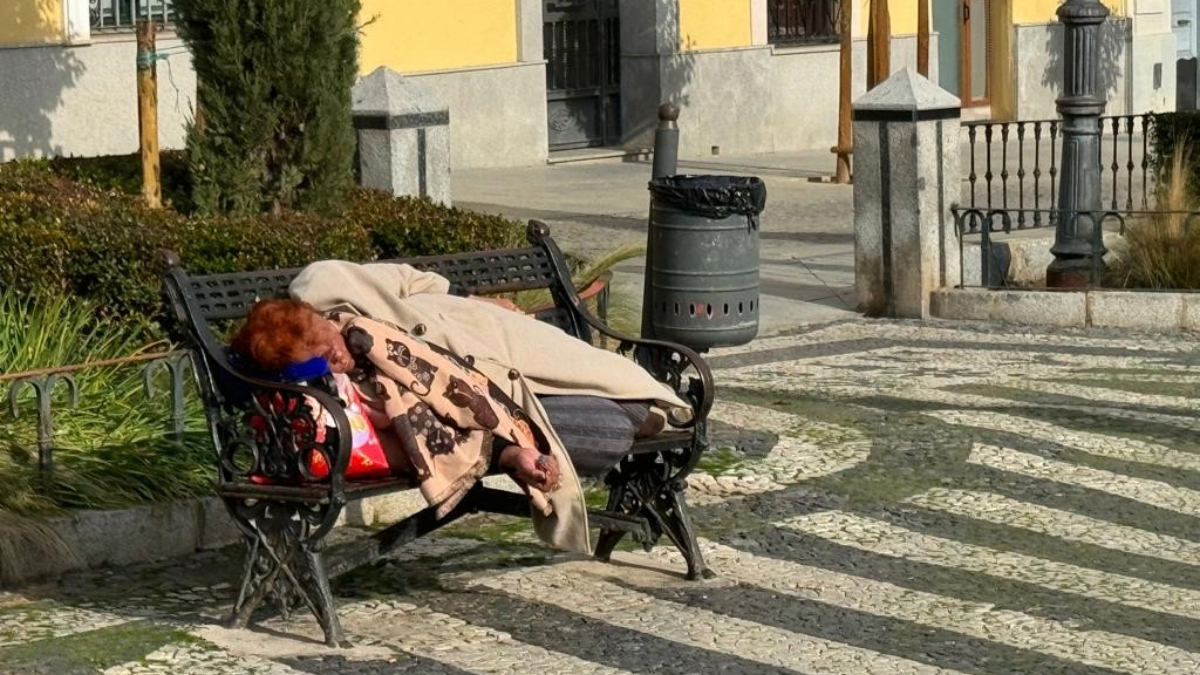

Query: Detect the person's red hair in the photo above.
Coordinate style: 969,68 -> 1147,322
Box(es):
231,299 -> 323,372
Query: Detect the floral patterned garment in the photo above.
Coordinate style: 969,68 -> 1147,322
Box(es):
332,313 -> 552,518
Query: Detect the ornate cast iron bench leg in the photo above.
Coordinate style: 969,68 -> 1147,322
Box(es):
228,503 -> 348,648
593,482 -> 630,562
646,480 -> 712,580
594,457 -> 713,581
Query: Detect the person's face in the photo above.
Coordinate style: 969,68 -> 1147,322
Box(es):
305,314 -> 354,374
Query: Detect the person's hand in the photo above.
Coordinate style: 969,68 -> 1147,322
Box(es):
470,295 -> 522,313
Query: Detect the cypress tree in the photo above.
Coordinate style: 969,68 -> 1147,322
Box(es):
174,0 -> 361,216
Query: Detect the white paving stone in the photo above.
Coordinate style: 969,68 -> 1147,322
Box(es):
927,410 -> 1200,472
969,444 -> 1200,518
341,600 -> 642,675
480,566 -> 975,675
780,510 -> 1200,619
0,605 -> 128,647
697,540 -> 1200,675
693,400 -> 870,496
905,488 -> 1200,567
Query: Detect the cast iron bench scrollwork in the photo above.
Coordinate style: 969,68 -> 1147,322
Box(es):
160,219 -> 714,647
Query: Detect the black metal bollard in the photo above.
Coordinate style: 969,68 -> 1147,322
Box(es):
1047,0 -> 1110,288
642,103 -> 681,339
652,103 -> 680,179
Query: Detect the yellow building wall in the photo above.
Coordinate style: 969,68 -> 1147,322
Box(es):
358,0 -> 518,74
857,0 -> 922,37
679,0 -> 753,50
0,0 -> 64,46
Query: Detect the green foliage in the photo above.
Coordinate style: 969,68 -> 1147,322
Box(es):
0,162 -> 374,324
0,162 -> 528,327
1148,111 -> 1200,199
0,291 -> 212,516
173,0 -> 361,216
47,151 -> 193,212
1107,146 -> 1200,289
346,189 -> 527,258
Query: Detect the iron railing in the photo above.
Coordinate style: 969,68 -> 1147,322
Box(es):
3,351 -> 193,485
768,0 -> 840,45
962,114 -> 1157,229
90,0 -> 176,31
952,206 -> 1200,289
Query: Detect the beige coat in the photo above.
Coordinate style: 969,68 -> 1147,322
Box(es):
290,260 -> 690,554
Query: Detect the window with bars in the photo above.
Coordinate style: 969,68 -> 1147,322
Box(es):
767,0 -> 840,46
90,0 -> 176,31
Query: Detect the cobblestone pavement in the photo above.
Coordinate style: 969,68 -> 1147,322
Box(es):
4,319 -> 1200,674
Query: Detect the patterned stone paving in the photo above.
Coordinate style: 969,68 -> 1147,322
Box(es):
3,319 -> 1200,674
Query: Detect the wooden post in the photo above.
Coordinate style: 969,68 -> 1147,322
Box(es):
866,0 -> 892,89
831,0 -> 853,184
917,0 -> 930,77
136,19 -> 162,209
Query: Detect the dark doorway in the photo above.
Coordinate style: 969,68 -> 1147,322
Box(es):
543,0 -> 622,150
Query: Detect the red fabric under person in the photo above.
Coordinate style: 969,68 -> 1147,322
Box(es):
246,374 -> 393,483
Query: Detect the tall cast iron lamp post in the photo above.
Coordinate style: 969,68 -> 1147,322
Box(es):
1047,0 -> 1110,288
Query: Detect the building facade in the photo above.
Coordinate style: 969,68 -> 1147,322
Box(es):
0,0 -> 1179,168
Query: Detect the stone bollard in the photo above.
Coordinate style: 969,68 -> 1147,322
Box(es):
351,67 -> 451,205
852,69 -> 960,318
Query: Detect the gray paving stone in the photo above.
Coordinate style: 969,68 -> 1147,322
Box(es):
7,320 -> 1200,674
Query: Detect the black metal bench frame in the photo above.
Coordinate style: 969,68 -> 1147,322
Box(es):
160,220 -> 715,647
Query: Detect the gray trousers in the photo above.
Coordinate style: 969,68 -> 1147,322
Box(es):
538,395 -> 651,477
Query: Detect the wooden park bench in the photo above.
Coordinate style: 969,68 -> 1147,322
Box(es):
159,220 -> 715,647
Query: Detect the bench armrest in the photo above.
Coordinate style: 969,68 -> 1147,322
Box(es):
198,350 -> 356,497
527,221 -> 715,426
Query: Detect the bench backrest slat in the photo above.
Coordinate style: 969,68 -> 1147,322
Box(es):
183,246 -> 557,324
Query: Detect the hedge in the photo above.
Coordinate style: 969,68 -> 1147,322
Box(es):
0,160 -> 525,328
1147,111 -> 1200,197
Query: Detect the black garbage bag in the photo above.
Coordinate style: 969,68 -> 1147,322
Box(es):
648,175 -> 767,226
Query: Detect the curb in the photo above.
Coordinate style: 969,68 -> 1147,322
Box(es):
2,478 -> 525,588
2,497 -> 242,588
931,287 -> 1200,331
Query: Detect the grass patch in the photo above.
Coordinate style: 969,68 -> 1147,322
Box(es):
0,621 -> 211,674
1052,378 -> 1200,399
439,514 -> 535,544
1,291 -> 212,516
697,446 -> 746,478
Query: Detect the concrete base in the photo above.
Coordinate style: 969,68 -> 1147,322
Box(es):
409,62 -> 549,170
960,231 -> 1123,287
2,497 -> 238,588
3,478 -> 531,588
932,287 -> 1200,331
0,34 -> 197,161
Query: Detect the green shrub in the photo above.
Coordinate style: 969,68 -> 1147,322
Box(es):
348,189 -> 526,258
0,162 -> 527,326
47,151 -> 192,212
1107,146 -> 1200,289
174,0 -> 360,216
1148,112 -> 1200,198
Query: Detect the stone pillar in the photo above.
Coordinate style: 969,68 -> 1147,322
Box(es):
853,69 -> 960,318
1047,0 -> 1110,287
351,67 -> 451,205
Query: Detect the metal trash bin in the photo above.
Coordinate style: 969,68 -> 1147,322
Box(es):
646,175 -> 766,350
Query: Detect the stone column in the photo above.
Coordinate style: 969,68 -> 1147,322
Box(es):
1047,0 -> 1110,287
351,67 -> 452,205
853,69 -> 961,318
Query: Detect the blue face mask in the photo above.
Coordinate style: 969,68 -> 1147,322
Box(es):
278,356 -> 332,383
